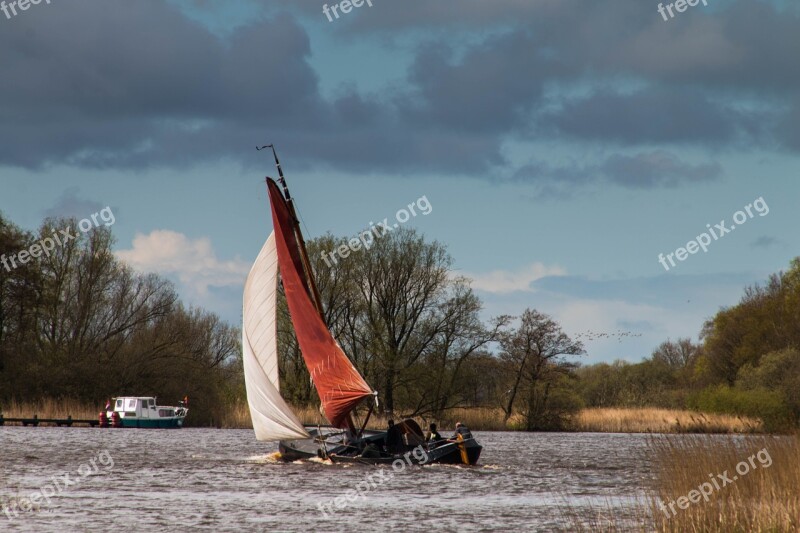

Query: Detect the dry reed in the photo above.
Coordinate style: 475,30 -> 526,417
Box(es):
645,434 -> 800,531
222,404 -> 762,435
0,398 -> 99,421
566,434 -> 800,532
573,407 -> 762,434
274,405 -> 511,432
214,402 -> 512,431
2,399 -> 767,435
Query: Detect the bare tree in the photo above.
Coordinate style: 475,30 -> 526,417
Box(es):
418,288 -> 509,417
278,228 -> 506,418
331,228 -> 444,414
651,338 -> 700,370
500,309 -> 584,424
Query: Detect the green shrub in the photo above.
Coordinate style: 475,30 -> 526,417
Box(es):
687,385 -> 793,432
737,348 -> 800,421
522,382 -> 584,431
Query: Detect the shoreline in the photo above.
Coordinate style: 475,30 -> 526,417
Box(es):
1,400 -> 768,434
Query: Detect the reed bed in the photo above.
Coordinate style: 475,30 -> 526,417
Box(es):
573,407 -> 762,434
644,434 -> 800,531
214,403 -> 765,434
566,434 -> 800,532
0,398 -> 99,421
224,404 -> 764,434
257,405 -> 511,432
215,402 -> 511,431
2,399 -> 767,435
213,399 -> 253,429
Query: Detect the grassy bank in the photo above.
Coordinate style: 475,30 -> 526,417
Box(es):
1,399 -> 767,434
214,402 -> 513,431
0,398 -> 99,421
573,407 -> 763,434
215,402 -> 764,434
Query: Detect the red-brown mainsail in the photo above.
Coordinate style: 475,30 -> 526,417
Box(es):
267,178 -> 374,428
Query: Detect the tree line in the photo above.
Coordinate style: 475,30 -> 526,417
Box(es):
2,208 -> 796,432
281,229 -> 800,432
0,214 -> 240,425
577,259 -> 800,431
279,228 -> 588,430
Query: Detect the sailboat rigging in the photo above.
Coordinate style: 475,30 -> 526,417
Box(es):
242,146 -> 482,465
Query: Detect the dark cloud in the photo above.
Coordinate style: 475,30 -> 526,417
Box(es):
600,151 -> 722,188
511,150 -> 722,197
300,0 -> 800,96
0,2 -> 323,168
317,0 -> 800,98
270,0 -> 584,32
0,1 -> 507,175
540,87 -> 762,146
0,0 -> 797,183
403,31 -> 561,134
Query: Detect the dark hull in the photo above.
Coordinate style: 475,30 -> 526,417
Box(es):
278,427 -> 482,466
425,439 -> 482,465
118,418 -> 185,428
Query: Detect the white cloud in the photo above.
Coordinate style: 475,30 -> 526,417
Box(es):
116,230 -> 250,297
465,262 -> 566,294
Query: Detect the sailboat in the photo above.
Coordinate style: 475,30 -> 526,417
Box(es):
242,146 -> 482,465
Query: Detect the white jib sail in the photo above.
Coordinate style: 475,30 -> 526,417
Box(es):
243,232 -> 310,441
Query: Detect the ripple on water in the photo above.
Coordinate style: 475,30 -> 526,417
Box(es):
1,427 -> 753,531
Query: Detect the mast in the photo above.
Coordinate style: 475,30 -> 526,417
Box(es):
260,144 -> 369,431
266,177 -> 374,429
258,144 -> 326,322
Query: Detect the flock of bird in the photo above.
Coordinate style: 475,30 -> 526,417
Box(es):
573,330 -> 644,343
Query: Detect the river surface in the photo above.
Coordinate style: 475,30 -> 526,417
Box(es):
2,428 -> 661,531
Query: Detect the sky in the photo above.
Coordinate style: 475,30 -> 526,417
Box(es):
1,0 -> 798,364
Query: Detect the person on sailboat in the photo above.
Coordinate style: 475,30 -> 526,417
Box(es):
426,423 -> 443,445
343,426 -> 360,453
361,441 -> 382,459
449,422 -> 473,441
385,419 -> 403,454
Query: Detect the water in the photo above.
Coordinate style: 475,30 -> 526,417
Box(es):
1,428 -> 657,531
